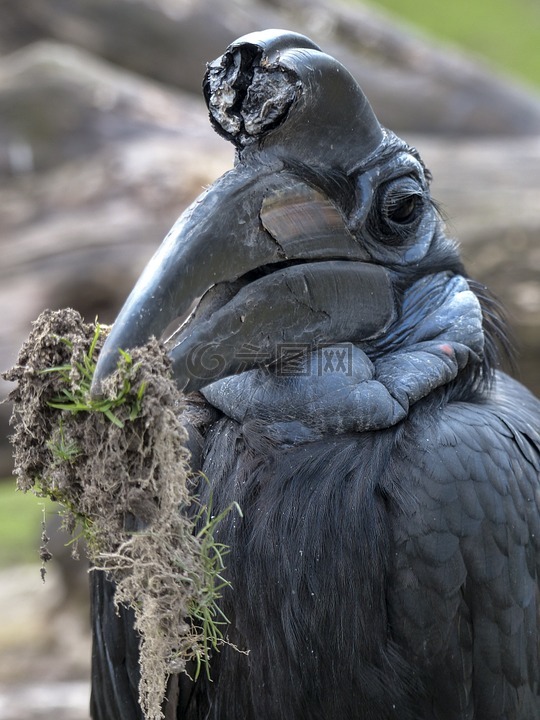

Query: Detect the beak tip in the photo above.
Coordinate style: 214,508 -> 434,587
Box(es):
89,367 -> 107,401
89,379 -> 103,402
89,346 -> 118,401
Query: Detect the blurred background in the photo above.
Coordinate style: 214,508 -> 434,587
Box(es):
1,0 -> 540,717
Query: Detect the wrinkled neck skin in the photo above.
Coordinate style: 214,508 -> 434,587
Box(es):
202,267 -> 485,443
195,134 -> 489,443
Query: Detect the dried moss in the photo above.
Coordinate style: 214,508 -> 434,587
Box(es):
3,308 -> 234,720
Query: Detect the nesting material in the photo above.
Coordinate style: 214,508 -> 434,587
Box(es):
3,308 -> 229,720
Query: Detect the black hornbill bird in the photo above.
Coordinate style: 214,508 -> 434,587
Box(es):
89,30 -> 540,720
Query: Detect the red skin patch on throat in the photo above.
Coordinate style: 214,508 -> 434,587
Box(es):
439,343 -> 454,356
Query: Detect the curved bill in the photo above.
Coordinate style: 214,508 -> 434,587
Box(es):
90,30 -> 392,397
90,168 -> 369,396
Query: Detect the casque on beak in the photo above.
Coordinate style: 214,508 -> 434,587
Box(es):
91,30 -> 396,397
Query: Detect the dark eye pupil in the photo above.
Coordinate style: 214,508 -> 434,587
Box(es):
366,176 -> 425,244
388,194 -> 419,224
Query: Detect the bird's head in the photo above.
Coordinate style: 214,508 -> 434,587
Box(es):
91,30 -> 505,434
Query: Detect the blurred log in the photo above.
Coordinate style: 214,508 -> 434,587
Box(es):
0,0 -> 271,94
265,0 -> 540,135
1,0 -> 540,136
0,41 -> 229,176
0,43 -> 232,476
419,135 -> 540,390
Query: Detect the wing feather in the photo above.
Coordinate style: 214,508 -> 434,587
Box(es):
388,372 -> 540,718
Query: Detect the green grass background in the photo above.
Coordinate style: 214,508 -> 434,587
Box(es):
364,0 -> 540,90
0,479 -> 57,567
2,0 -> 540,568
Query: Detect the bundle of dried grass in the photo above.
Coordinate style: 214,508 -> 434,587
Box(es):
4,308 -> 235,720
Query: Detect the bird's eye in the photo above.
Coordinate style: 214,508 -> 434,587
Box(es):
387,193 -> 421,224
366,175 -> 425,244
380,176 -> 424,226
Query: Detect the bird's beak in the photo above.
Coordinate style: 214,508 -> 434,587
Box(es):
91,30 -> 397,396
